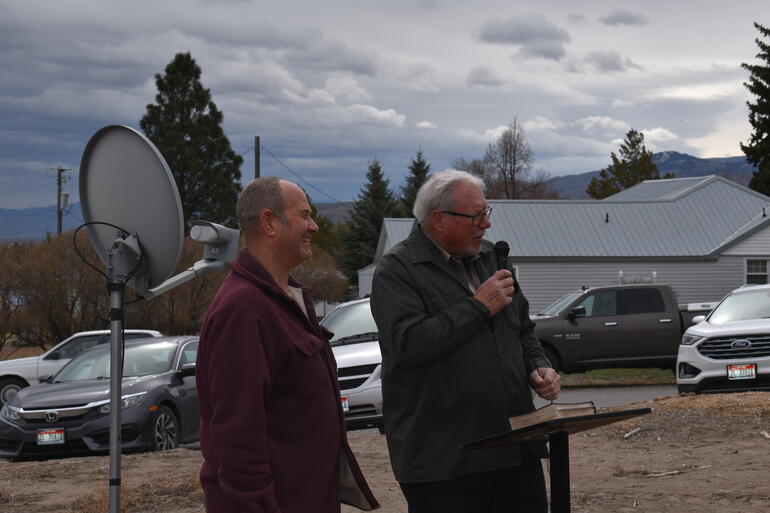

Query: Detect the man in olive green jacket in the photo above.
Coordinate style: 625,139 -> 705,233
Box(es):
370,169 -> 560,513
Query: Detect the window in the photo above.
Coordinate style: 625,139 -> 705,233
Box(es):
575,290 -> 617,317
179,342 -> 198,367
47,335 -> 102,361
125,332 -> 153,340
621,288 -> 665,315
747,259 -> 768,285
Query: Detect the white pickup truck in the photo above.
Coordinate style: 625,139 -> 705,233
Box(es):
0,329 -> 162,406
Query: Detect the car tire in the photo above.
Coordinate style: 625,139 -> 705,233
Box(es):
542,347 -> 561,373
0,377 -> 27,407
150,405 -> 179,451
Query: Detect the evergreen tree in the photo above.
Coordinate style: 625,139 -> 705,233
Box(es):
339,159 -> 397,285
742,22 -> 770,196
140,52 -> 242,227
293,202 -> 349,303
586,129 -> 672,199
396,149 -> 431,217
309,202 -> 344,257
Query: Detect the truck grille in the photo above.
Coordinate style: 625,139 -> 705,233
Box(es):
337,364 -> 378,391
697,334 -> 770,360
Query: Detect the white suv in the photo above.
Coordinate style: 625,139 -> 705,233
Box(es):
321,298 -> 383,431
677,284 -> 770,393
0,329 -> 162,406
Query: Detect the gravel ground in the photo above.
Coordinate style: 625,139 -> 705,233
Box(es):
1,391 -> 769,512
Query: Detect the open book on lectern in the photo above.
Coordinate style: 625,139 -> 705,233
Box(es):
461,401 -> 651,450
508,401 -> 597,432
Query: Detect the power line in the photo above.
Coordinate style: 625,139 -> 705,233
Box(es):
65,208 -> 83,223
261,145 -> 344,204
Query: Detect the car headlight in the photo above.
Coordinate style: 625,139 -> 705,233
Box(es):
681,333 -> 705,346
0,404 -> 21,421
99,392 -> 147,414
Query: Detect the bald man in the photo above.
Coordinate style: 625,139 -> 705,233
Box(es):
196,178 -> 378,513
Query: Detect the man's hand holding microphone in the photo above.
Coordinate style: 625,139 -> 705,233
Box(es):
474,241 -> 561,400
474,241 -> 516,316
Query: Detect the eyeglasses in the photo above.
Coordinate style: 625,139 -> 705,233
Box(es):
441,206 -> 493,226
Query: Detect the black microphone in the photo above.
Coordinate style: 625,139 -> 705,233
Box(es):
494,241 -> 510,271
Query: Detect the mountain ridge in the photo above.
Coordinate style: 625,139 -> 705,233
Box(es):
547,151 -> 754,198
0,152 -> 757,242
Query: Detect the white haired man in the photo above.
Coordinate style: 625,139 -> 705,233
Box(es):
370,169 -> 560,513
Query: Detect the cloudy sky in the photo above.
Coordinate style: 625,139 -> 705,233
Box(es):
1,0 -> 766,210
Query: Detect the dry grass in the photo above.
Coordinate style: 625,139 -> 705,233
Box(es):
562,368 -> 675,387
64,475 -> 203,513
603,390 -> 770,442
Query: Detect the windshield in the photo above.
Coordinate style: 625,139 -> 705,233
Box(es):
54,342 -> 177,382
539,291 -> 584,316
320,301 -> 378,346
709,288 -> 770,325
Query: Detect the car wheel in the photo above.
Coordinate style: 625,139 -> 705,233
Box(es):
0,377 -> 27,407
542,347 -> 561,373
150,405 -> 179,451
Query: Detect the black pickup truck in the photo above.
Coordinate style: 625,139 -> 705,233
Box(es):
532,284 -> 716,373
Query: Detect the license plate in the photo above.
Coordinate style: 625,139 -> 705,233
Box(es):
727,364 -> 756,380
37,428 -> 65,445
341,396 -> 349,412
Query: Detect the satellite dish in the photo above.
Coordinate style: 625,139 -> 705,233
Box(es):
79,125 -> 184,293
78,126 -> 240,513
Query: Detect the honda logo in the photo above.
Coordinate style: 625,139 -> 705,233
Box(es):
44,411 -> 58,423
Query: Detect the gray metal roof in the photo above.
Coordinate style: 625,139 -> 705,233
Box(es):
605,176 -> 712,201
374,218 -> 415,261
606,175 -> 770,203
375,175 -> 770,260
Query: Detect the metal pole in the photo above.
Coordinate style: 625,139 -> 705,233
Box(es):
57,169 -> 63,234
255,136 -> 260,179
51,166 -> 70,235
107,280 -> 125,513
549,430 -> 571,513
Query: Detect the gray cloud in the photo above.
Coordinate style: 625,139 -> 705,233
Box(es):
477,14 -> 571,61
417,0 -> 439,9
0,1 -> 760,209
599,9 -> 649,27
466,66 -> 506,88
584,50 -> 642,73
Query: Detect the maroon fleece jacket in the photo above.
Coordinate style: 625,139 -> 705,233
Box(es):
196,249 -> 377,512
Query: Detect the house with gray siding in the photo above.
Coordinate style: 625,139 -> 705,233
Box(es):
358,175 -> 770,311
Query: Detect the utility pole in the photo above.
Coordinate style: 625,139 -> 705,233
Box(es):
254,136 -> 260,179
51,166 -> 71,234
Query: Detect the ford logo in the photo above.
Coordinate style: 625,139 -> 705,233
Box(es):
44,411 -> 58,423
731,339 -> 752,349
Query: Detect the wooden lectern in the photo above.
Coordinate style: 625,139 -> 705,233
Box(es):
461,405 -> 651,513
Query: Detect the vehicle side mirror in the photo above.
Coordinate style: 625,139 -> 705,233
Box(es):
691,315 -> 706,324
567,306 -> 586,320
179,363 -> 195,378
39,375 -> 53,383
45,352 -> 61,361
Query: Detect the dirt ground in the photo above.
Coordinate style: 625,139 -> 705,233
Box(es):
1,391 -> 768,513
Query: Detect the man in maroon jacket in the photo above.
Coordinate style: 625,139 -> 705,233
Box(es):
196,177 -> 378,513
